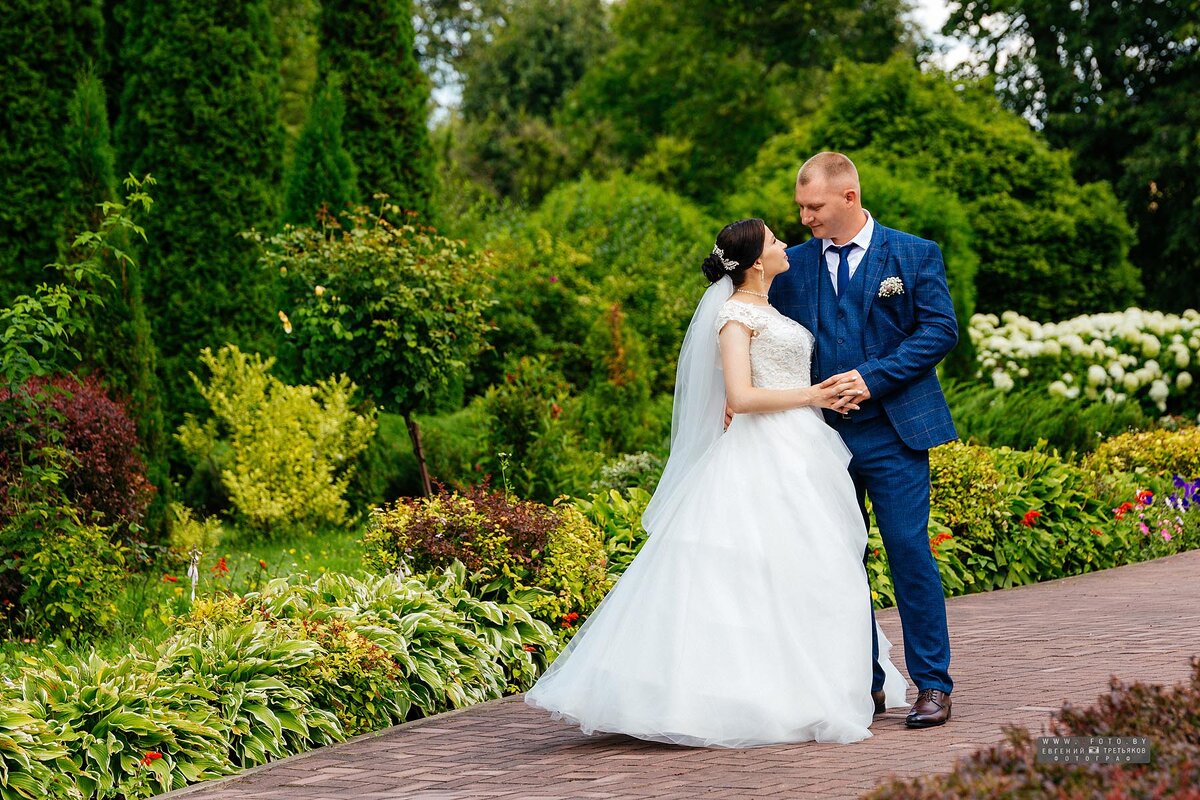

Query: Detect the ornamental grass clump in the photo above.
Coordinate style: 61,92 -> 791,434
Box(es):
864,658 -> 1200,799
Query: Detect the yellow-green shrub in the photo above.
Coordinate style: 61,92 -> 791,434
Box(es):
167,502 -> 224,555
177,345 -> 377,535
1083,425 -> 1200,483
929,441 -> 1009,549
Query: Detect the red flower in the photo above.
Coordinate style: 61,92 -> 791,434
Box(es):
140,751 -> 163,766
523,644 -> 537,652
210,556 -> 229,575
258,559 -> 268,570
1136,490 -> 1154,505
872,548 -> 880,557
560,612 -> 580,628
1020,510 -> 1042,528
550,402 -> 562,419
549,275 -> 559,284
1090,528 -> 1103,536
162,574 -> 178,583
1113,501 -> 1135,520
928,532 -> 953,554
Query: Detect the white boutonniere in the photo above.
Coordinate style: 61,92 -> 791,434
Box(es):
877,276 -> 905,298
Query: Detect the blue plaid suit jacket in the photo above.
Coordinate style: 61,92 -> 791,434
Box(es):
770,222 -> 959,451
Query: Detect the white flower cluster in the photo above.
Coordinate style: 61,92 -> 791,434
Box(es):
969,308 -> 1200,413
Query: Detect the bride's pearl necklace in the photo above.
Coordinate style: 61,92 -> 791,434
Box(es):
735,289 -> 769,299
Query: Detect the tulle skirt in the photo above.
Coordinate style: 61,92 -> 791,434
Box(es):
523,406 -> 909,748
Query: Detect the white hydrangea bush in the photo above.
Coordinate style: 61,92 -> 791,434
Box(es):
969,308 -> 1200,414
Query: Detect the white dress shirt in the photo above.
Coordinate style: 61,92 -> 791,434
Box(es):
821,210 -> 875,295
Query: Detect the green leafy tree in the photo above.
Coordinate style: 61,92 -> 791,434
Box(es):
60,67 -> 116,252
0,0 -> 104,300
791,56 -> 1140,319
452,0 -> 613,203
284,73 -> 359,226
944,0 -> 1200,312
579,303 -> 658,455
477,174 -> 719,395
115,1 -> 285,415
258,206 -> 494,495
318,0 -> 434,219
560,0 -> 909,200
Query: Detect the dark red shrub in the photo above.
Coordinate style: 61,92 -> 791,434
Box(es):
865,658 -> 1200,799
0,374 -> 155,529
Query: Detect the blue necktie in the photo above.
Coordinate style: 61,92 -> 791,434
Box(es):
830,244 -> 853,297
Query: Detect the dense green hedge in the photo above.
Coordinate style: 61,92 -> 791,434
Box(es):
0,0 -> 104,300
115,0 -> 284,414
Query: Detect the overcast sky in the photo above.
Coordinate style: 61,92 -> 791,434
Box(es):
909,0 -> 974,69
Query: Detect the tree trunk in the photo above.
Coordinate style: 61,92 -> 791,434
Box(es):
405,413 -> 432,496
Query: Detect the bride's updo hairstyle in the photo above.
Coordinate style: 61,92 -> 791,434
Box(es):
700,218 -> 766,286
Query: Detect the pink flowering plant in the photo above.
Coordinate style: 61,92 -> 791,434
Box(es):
1111,477 -> 1200,559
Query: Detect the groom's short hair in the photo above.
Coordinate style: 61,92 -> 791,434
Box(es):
797,152 -> 859,189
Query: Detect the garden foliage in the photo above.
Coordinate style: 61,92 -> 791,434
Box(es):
866,659 -> 1200,799
115,0 -> 285,412
0,0 -> 104,300
259,206 -> 493,494
363,484 -> 611,627
318,0 -> 433,219
0,569 -> 554,799
177,345 -> 376,535
944,380 -> 1152,457
970,308 -> 1200,416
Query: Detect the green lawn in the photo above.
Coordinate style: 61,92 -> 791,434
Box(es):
0,525 -> 368,677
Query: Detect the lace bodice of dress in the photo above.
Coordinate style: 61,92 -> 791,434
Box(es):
715,300 -> 815,390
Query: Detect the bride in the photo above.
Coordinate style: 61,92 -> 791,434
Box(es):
523,218 -> 908,748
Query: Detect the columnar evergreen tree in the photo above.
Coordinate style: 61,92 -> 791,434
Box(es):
115,2 -> 285,414
0,0 -> 104,299
63,73 -> 167,531
284,74 -> 359,226
61,68 -> 117,252
318,0 -> 434,219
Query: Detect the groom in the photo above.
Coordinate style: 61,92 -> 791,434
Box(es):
769,152 -> 958,728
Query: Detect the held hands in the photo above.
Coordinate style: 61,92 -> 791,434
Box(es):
819,369 -> 872,406
808,375 -> 863,412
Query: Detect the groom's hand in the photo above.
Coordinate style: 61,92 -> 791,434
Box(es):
822,370 -> 872,402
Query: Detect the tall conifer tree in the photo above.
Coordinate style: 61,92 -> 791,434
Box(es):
63,70 -> 168,530
0,0 -> 104,298
284,73 -> 359,226
115,2 -> 285,414
318,0 -> 434,219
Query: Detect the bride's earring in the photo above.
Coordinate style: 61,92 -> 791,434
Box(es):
759,266 -> 766,294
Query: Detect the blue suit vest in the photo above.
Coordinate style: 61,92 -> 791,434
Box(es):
815,258 -> 882,423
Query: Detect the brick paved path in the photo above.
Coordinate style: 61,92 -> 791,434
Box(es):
161,549 -> 1200,800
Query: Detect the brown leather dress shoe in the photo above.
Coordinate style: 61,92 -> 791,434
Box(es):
905,689 -> 951,728
871,690 -> 886,715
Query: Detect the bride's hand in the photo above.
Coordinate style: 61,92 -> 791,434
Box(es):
806,378 -> 862,412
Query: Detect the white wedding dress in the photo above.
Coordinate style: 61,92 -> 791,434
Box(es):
524,299 -> 909,748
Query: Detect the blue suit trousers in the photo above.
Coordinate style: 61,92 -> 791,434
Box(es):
832,414 -> 953,695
